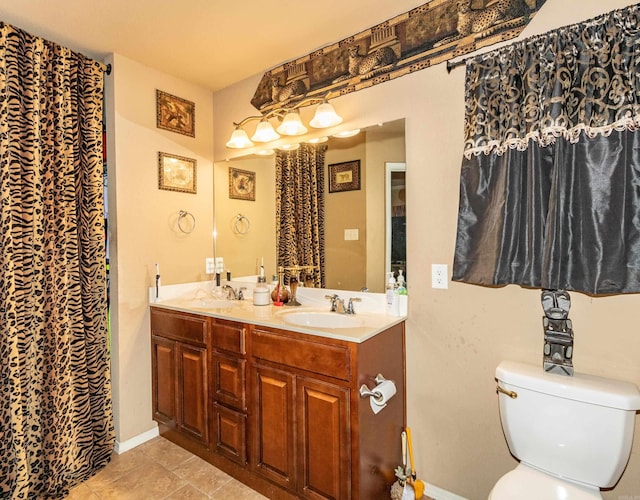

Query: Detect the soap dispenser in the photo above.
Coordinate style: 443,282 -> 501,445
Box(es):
386,272 -> 398,315
253,259 -> 270,306
253,276 -> 270,306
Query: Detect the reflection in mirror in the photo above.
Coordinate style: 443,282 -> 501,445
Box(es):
213,119 -> 405,293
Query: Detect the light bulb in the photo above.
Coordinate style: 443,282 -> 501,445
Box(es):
251,120 -> 280,142
276,111 -> 308,136
309,101 -> 343,128
225,128 -> 254,148
332,129 -> 361,138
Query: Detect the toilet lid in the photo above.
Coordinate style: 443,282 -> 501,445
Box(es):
489,464 -> 602,500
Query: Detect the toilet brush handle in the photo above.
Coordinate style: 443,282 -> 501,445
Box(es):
401,431 -> 407,473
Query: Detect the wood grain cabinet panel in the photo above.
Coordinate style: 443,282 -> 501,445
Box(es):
212,353 -> 246,410
151,336 -> 177,426
177,344 -> 208,443
251,364 -> 296,490
297,378 -> 350,500
212,403 -> 247,465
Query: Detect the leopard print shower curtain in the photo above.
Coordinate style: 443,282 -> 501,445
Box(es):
0,22 -> 114,498
275,144 -> 327,288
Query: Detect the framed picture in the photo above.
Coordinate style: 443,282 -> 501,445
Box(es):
329,160 -> 361,193
156,90 -> 195,137
229,168 -> 256,201
158,152 -> 197,194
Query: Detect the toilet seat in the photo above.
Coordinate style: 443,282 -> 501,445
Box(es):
489,464 -> 602,500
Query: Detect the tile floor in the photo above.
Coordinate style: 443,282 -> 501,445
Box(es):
66,436 -> 267,499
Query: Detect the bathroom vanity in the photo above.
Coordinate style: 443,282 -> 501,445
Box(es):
150,287 -> 406,500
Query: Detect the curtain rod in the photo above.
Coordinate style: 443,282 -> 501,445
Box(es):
446,58 -> 468,73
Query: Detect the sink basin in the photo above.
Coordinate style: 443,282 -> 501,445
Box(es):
281,311 -> 364,329
183,298 -> 242,309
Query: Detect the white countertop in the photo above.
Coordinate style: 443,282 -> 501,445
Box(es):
149,280 -> 406,343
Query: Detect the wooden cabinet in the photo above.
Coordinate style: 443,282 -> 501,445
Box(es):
151,309 -> 209,447
150,306 -> 405,500
210,319 -> 248,464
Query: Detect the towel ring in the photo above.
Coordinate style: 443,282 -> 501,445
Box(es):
233,214 -> 250,235
177,210 -> 196,234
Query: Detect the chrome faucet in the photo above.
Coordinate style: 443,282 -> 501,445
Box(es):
325,294 -> 361,314
346,297 -> 362,314
325,294 -> 339,312
223,285 -> 245,300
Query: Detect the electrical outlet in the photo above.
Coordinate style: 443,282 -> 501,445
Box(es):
432,264 -> 448,289
205,257 -> 215,274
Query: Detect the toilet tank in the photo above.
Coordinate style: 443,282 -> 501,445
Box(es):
496,361 -> 640,488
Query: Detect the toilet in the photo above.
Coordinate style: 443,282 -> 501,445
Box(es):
489,360 -> 640,499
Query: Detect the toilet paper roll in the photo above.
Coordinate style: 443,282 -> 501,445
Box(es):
369,379 -> 397,415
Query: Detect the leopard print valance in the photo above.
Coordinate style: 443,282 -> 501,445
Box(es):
463,4 -> 640,159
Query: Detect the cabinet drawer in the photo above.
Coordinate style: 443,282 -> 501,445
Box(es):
212,320 -> 246,355
151,308 -> 208,345
252,329 -> 350,381
212,403 -> 247,465
211,353 -> 246,410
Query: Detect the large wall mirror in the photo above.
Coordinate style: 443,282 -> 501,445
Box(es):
213,119 -> 406,293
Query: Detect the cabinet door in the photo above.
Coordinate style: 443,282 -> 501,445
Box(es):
251,364 -> 296,490
177,343 -> 209,445
212,403 -> 247,465
297,377 -> 350,500
151,336 -> 177,426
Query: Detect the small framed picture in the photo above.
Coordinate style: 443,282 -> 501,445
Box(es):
229,168 -> 256,201
156,90 -> 195,137
158,152 -> 197,194
329,160 -> 361,193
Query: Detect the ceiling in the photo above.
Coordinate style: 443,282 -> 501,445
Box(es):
0,0 -> 427,92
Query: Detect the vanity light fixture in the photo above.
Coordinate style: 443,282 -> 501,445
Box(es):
251,120 -> 280,142
306,136 -> 328,144
276,110 -> 308,136
276,143 -> 300,151
309,100 -> 343,128
332,128 -> 361,138
255,148 -> 275,156
225,94 -> 343,149
226,127 -> 255,148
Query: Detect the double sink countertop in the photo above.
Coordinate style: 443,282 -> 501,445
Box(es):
149,280 -> 406,343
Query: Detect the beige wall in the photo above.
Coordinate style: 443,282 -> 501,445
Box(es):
105,53 -> 214,443
212,1 -> 640,497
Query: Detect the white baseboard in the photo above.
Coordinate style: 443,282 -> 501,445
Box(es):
114,425 -> 159,454
425,482 -> 469,500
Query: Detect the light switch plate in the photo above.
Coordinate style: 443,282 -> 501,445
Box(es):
344,229 -> 359,241
205,258 -> 215,274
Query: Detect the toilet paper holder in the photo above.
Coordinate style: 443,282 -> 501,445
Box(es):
359,373 -> 390,401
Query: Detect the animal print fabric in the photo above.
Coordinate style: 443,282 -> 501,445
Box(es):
275,145 -> 327,287
0,22 -> 114,499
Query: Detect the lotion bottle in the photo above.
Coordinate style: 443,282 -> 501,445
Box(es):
386,272 -> 398,315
